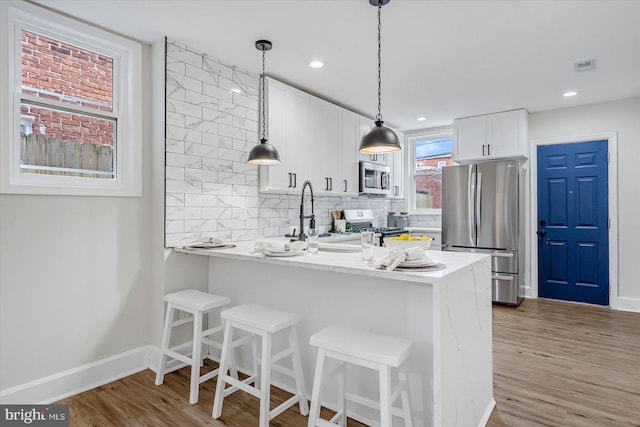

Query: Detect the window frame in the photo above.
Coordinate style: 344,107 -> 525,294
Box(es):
406,125 -> 454,214
0,1 -> 142,197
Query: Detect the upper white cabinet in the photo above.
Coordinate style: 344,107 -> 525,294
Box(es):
453,109 -> 528,162
339,110 -> 360,196
260,78 -> 402,198
259,78 -> 307,192
389,133 -> 404,199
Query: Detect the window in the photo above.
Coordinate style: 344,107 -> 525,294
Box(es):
0,1 -> 142,196
408,126 -> 455,212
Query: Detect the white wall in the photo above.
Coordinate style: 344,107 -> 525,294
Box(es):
529,96 -> 640,301
0,47 -> 153,392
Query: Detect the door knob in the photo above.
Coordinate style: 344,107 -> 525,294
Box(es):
539,220 -> 547,226
538,230 -> 547,236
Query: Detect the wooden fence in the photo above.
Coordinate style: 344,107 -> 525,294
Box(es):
20,134 -> 114,179
416,193 -> 434,209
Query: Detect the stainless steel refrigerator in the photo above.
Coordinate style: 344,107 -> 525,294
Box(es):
442,160 -> 525,305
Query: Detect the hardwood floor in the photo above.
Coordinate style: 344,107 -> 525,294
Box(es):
487,298 -> 640,427
57,298 -> 640,426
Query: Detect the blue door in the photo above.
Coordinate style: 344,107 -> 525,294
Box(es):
537,140 -> 609,305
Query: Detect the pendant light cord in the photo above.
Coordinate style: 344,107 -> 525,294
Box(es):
376,3 -> 383,122
261,49 -> 267,141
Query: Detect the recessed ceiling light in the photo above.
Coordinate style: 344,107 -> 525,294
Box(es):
416,117 -> 428,121
309,60 -> 324,69
563,91 -> 578,97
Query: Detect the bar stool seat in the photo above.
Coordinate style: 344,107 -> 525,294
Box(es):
308,325 -> 413,427
212,304 -> 309,427
155,289 -> 231,404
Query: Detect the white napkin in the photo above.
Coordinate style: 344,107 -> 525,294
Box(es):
373,246 -> 428,271
201,236 -> 225,245
254,239 -> 307,253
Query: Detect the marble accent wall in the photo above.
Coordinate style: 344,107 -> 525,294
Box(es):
408,213 -> 442,229
164,39 -> 404,247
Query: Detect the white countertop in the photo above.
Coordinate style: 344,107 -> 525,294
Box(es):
406,227 -> 441,233
174,241 -> 487,286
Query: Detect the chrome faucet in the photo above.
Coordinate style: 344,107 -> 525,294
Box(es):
297,180 -> 315,241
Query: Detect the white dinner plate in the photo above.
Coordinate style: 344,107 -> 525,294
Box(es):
398,258 -> 438,268
186,242 -> 228,249
263,250 -> 303,257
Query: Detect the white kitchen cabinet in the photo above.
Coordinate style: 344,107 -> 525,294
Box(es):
259,78 -> 308,192
260,78 -> 397,197
389,133 -> 404,199
339,110 -> 359,195
453,109 -> 527,162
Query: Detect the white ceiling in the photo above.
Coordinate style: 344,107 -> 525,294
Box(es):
33,0 -> 640,131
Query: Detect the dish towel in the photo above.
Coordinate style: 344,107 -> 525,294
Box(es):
254,239 -> 307,253
372,246 -> 428,271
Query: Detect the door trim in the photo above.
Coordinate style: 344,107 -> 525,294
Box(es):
529,132 -> 618,308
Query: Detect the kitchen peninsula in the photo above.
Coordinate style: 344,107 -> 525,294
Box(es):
174,243 -> 494,427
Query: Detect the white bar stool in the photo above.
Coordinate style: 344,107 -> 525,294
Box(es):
155,289 -> 232,404
212,304 -> 309,427
308,325 -> 413,427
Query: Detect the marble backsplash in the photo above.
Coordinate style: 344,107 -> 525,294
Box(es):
164,39 -> 406,247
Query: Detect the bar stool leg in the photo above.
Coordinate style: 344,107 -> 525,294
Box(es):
379,364 -> 392,427
399,368 -> 413,427
189,310 -> 203,404
259,331 -> 272,427
307,348 -> 327,427
337,361 -> 346,427
212,321 -> 234,419
252,335 -> 260,388
155,302 -> 175,386
288,326 -> 309,416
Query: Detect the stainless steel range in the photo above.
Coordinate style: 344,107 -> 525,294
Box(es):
343,209 -> 407,246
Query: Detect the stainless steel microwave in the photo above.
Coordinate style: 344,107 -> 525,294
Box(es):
359,161 -> 390,196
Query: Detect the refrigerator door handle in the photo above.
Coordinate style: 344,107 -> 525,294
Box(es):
476,171 -> 483,239
469,171 -> 476,243
492,274 -> 514,281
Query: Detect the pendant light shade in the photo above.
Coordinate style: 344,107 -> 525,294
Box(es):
359,0 -> 401,154
248,138 -> 280,164
360,120 -> 400,154
248,39 -> 281,165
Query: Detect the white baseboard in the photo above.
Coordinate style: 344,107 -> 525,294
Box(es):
479,397 -> 496,426
0,345 -> 153,404
616,296 -> 640,313
521,285 -> 535,299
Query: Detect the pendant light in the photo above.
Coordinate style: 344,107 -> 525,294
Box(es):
248,40 -> 281,165
359,0 -> 401,154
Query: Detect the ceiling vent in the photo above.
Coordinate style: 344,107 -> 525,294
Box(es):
574,59 -> 596,72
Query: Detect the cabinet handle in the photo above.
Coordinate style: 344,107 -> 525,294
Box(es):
288,173 -> 292,188
482,144 -> 485,156
292,173 -> 297,188
395,185 -> 399,196
487,144 -> 491,155
344,180 -> 347,192
329,178 -> 333,191
324,177 -> 329,191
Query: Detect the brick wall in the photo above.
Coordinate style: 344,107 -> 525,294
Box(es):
415,155 -> 453,209
20,30 -> 114,146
